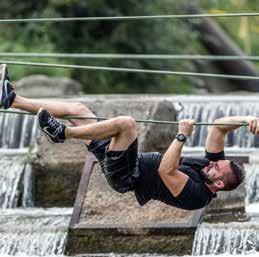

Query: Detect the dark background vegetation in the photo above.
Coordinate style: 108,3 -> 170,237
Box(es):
0,0 -> 258,94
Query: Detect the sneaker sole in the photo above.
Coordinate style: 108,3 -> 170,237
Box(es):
37,108 -> 56,144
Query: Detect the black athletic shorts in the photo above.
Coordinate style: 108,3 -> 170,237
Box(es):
87,138 -> 140,193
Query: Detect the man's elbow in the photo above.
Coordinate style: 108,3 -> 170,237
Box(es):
158,166 -> 178,176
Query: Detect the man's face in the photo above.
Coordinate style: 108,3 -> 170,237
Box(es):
201,160 -> 232,186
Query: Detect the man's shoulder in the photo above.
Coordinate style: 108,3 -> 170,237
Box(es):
205,150 -> 226,161
180,156 -> 210,168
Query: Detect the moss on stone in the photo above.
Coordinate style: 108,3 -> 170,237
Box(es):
65,228 -> 195,255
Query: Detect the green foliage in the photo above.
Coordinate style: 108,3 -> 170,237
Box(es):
199,0 -> 259,58
0,0 -> 202,94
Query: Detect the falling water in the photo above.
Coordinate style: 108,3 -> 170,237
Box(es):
0,208 -> 72,256
176,97 -> 259,147
0,111 -> 71,256
190,158 -> 259,256
0,112 -> 37,208
0,151 -> 33,208
0,111 -> 38,148
192,222 -> 259,255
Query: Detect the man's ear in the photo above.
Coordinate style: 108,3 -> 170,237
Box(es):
214,180 -> 224,190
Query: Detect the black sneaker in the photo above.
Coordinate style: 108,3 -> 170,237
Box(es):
0,64 -> 16,109
37,108 -> 66,143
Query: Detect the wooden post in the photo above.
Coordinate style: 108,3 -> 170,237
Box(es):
69,153 -> 97,228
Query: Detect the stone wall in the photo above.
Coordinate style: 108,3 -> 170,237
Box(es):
15,75 -> 83,98
66,226 -> 196,255
32,137 -> 86,207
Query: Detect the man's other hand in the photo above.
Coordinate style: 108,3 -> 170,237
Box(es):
247,116 -> 259,135
178,119 -> 195,136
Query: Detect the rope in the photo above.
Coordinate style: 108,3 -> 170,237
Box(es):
1,13 -> 259,23
2,52 -> 259,61
2,60 -> 259,80
0,109 -> 248,126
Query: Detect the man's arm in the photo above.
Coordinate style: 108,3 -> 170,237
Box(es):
206,116 -> 259,153
158,119 -> 194,197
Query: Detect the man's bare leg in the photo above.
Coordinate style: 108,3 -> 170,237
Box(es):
1,64 -> 134,148
65,116 -> 137,151
38,105 -> 137,151
13,96 -> 137,150
12,95 -> 96,145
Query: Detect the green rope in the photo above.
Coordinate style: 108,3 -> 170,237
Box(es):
0,109 -> 248,126
1,60 -> 259,80
0,13 -> 259,23
2,52 -> 259,61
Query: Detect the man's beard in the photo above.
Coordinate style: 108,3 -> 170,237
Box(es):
200,169 -> 214,185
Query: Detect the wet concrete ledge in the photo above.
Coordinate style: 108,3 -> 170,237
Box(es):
66,224 -> 196,255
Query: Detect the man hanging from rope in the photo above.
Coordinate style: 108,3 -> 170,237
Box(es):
1,64 -> 256,210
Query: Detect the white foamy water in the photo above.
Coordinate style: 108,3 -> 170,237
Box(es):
176,96 -> 259,147
192,221 -> 259,255
0,152 -> 33,208
0,112 -> 72,256
0,111 -> 37,149
0,208 -> 72,256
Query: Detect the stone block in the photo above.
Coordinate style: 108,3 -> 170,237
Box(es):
15,75 -> 83,98
32,137 -> 86,207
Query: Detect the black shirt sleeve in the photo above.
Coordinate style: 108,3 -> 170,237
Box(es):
176,178 -> 212,210
205,150 -> 225,161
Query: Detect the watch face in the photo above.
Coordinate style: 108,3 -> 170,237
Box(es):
177,134 -> 186,142
178,134 -> 185,141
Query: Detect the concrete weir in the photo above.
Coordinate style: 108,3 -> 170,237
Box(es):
30,95 -> 254,255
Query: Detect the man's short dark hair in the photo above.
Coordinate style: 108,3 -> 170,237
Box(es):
222,161 -> 245,191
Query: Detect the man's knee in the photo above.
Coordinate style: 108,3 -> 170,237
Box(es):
71,102 -> 89,115
114,116 -> 137,133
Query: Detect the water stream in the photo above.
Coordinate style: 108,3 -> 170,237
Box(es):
0,112 -> 71,256
176,96 -> 259,147
0,208 -> 72,256
0,112 -> 37,149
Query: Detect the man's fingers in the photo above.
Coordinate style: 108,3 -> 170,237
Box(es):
255,120 -> 259,135
249,119 -> 258,134
189,119 -> 195,126
178,119 -> 195,136
179,119 -> 194,124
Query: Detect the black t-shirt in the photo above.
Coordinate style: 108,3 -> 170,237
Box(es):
134,150 -> 225,210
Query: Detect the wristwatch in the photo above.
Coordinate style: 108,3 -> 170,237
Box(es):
176,133 -> 187,142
